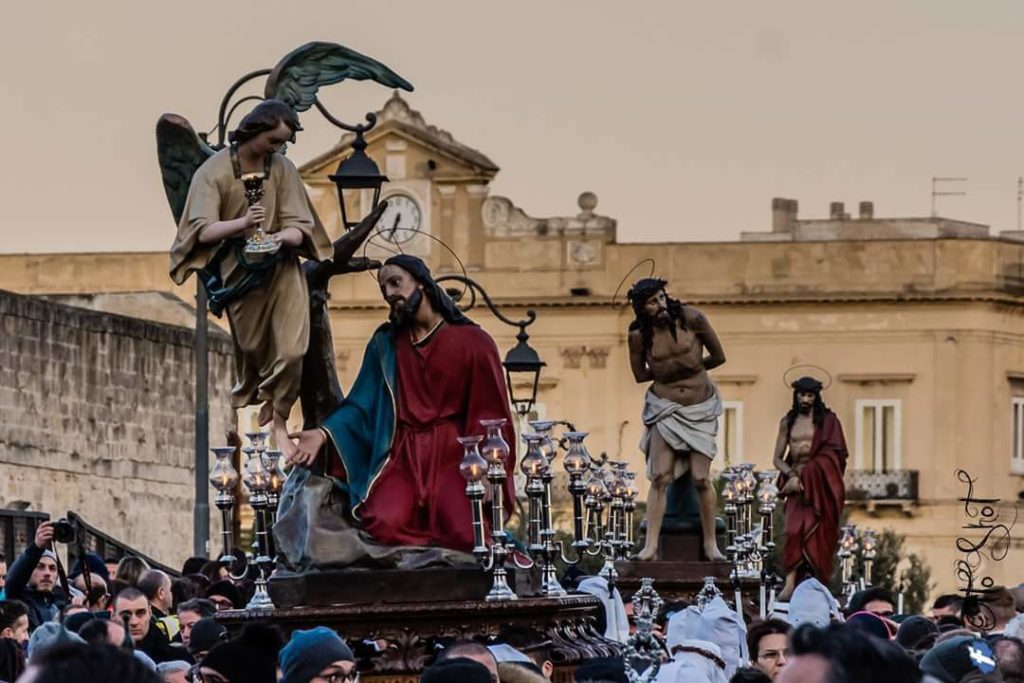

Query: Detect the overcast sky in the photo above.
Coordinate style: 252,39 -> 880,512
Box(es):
4,1 -> 1024,253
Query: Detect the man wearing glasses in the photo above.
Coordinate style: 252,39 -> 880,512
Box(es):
279,627 -> 359,683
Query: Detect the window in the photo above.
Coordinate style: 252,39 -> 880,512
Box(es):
716,401 -> 744,467
1011,398 -> 1024,474
855,400 -> 901,472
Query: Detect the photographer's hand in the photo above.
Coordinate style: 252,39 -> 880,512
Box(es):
34,522 -> 54,549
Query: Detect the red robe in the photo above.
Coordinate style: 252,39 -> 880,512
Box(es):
781,411 -> 848,580
331,322 -> 516,551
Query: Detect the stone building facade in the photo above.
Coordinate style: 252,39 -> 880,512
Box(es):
0,290 -> 234,564
1,94 -> 1022,593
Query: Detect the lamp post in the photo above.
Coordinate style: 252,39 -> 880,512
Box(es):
720,469 -> 744,618
838,524 -> 859,603
860,529 -> 878,589
755,470 -> 779,619
562,432 -> 592,555
458,436 -> 490,563
241,435 -> 275,610
209,447 -> 240,566
478,418 -> 522,601
262,449 -> 285,562
327,114 -> 389,230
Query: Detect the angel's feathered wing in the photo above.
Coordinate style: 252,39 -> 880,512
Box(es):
156,114 -> 215,223
265,41 -> 414,113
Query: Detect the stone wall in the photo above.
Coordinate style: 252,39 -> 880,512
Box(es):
0,289 -> 235,566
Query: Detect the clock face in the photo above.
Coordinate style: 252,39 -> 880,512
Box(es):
378,194 -> 422,244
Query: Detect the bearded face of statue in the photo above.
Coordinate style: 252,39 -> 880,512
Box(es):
642,289 -> 670,326
379,263 -> 424,328
796,390 -> 817,415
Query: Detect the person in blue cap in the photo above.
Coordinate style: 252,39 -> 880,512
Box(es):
279,626 -> 357,683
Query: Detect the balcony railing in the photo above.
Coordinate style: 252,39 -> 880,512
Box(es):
846,469 -> 919,502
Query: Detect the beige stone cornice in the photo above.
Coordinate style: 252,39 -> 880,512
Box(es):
837,373 -> 916,384
714,375 -> 758,385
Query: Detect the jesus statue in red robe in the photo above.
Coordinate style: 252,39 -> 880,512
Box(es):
287,255 -> 516,553
771,376 -> 848,601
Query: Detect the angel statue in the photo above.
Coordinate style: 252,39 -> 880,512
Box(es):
159,42 -> 413,459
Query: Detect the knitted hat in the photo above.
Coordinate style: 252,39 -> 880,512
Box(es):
187,617 -> 228,656
64,611 -> 101,633
279,627 -> 354,683
920,636 -> 996,683
27,623 -> 86,662
845,612 -> 893,641
69,552 -> 111,583
200,624 -> 282,683
206,579 -> 244,609
421,658 -> 493,683
896,615 -> 939,651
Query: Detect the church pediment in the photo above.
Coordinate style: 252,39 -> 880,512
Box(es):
300,93 -> 499,181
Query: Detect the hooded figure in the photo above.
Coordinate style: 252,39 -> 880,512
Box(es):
661,596 -> 747,681
783,578 -> 842,629
577,577 -> 630,643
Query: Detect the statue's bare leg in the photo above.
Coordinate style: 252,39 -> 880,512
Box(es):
635,428 -> 674,562
257,400 -> 274,427
272,411 -> 299,460
777,569 -> 798,602
690,453 -> 726,561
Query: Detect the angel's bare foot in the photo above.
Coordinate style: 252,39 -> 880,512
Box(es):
634,542 -> 658,562
704,542 -> 727,562
271,412 -> 298,461
258,400 -> 274,427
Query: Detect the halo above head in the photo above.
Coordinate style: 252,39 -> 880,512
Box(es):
360,223 -> 468,291
611,258 -> 658,309
782,364 -> 833,391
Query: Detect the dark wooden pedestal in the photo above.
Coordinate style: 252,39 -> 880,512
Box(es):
219,568 -> 619,683
267,567 -> 494,608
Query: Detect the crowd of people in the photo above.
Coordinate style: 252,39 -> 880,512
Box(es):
0,521 -> 1022,683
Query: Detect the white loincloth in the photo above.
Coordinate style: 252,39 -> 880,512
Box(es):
639,385 -> 722,476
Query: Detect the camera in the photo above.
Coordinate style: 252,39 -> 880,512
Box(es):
51,518 -> 77,544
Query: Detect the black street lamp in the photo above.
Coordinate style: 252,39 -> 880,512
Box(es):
436,275 -> 546,417
327,113 -> 389,230
502,325 -> 546,418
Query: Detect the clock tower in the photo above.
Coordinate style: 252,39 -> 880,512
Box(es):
299,93 -> 500,272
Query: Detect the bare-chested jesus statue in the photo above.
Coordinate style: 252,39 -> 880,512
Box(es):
771,376 -> 848,600
627,278 -> 726,562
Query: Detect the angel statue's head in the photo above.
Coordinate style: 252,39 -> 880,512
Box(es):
229,99 -> 302,155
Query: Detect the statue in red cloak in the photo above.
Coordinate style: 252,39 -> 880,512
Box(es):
286,255 -> 516,555
771,376 -> 848,600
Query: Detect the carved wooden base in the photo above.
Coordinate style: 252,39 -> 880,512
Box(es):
268,567 -> 494,608
216,594 -> 619,683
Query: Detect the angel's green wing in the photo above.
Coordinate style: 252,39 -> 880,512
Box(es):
156,114 -> 215,224
265,41 -> 413,113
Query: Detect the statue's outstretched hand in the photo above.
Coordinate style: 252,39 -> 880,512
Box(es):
286,428 -> 326,467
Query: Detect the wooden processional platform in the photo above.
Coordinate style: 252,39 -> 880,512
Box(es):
216,568 -> 621,683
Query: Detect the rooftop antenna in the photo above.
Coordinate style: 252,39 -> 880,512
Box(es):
931,176 -> 967,217
1017,177 -> 1023,231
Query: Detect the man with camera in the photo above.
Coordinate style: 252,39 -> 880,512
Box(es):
4,521 -> 72,630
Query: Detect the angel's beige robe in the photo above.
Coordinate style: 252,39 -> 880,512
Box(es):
169,148 -> 332,417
